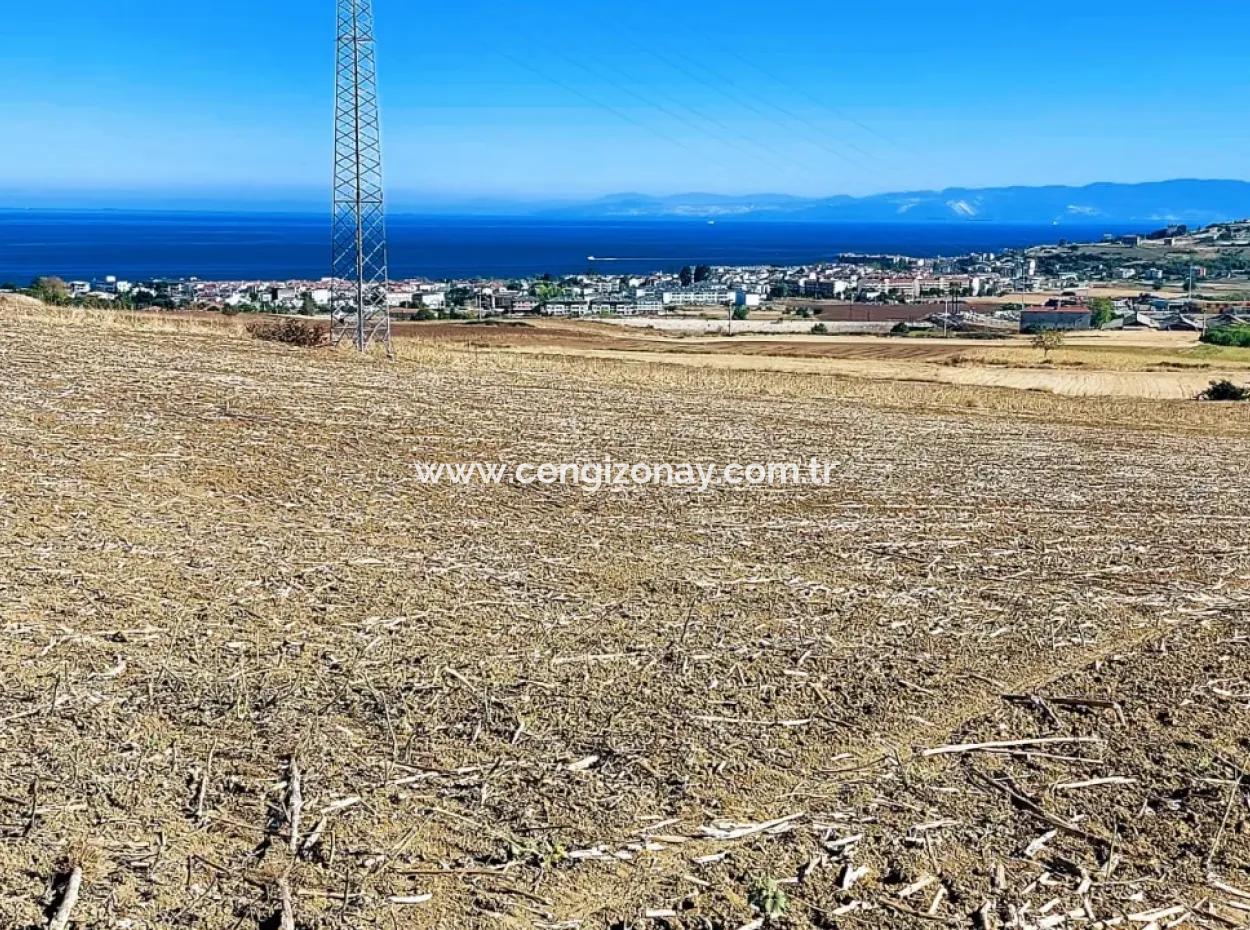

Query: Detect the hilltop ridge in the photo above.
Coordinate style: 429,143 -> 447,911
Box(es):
534,179 -> 1250,224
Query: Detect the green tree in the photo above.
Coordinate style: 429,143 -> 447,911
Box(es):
731,305 -> 749,320
1203,325 -> 1250,348
694,264 -> 712,283
533,281 -> 564,303
679,266 -> 694,287
446,286 -> 474,308
299,294 -> 318,316
1087,296 -> 1115,329
30,276 -> 69,304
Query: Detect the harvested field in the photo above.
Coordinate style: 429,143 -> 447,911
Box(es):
497,345 -> 1247,400
398,319 -> 1250,399
1,303 -> 1249,930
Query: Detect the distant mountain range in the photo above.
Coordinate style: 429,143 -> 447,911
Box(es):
5,179 -> 1250,226
523,180 -> 1250,225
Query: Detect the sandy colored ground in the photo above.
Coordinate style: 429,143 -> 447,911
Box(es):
506,346 -> 1240,400
19,300 -> 1248,401
0,301 -> 1248,930
388,318 -> 1250,400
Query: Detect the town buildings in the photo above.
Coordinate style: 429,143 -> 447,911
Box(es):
38,219 -> 1250,334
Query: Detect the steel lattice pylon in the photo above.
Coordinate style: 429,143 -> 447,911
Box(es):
332,0 -> 390,352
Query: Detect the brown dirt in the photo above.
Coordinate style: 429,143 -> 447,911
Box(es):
500,345 -> 1249,400
0,305 -> 1247,929
395,320 -> 1250,399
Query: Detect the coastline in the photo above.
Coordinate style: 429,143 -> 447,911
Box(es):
0,210 -> 1139,282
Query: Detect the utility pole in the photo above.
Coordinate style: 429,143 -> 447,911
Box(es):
331,0 -> 391,353
1189,263 -> 1206,336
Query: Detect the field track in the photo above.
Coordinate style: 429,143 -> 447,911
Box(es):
0,304 -> 1248,929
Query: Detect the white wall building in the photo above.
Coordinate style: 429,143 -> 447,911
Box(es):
543,300 -> 592,317
668,285 -> 733,307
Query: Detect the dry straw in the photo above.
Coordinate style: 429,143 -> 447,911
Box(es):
0,299 -> 1247,927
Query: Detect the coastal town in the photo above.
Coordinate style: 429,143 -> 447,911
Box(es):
12,219 -> 1250,334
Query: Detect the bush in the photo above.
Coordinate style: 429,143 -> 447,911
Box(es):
890,321 -> 910,336
29,276 -> 69,305
1202,325 -> 1250,348
1200,379 -> 1250,401
810,322 -> 829,335
245,318 -> 329,348
1087,297 -> 1116,329
1032,329 -> 1065,358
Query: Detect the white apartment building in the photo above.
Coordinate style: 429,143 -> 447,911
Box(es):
542,300 -> 592,317
666,285 -> 733,307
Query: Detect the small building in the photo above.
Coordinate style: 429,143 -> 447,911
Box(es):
800,280 -> 846,300
1020,308 -> 1092,332
506,297 -> 538,314
590,298 -> 639,316
669,285 -> 733,307
542,300 -> 592,317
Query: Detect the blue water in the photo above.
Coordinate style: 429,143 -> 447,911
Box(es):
0,210 -> 1135,282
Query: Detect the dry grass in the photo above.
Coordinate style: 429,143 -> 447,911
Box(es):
400,317 -> 1250,400
956,340 -> 1250,372
1,306 -> 1248,929
0,294 -> 247,337
478,341 -> 1250,404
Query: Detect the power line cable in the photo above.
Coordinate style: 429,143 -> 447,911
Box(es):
722,49 -> 903,153
520,43 -> 818,182
496,49 -> 701,156
640,44 -> 881,174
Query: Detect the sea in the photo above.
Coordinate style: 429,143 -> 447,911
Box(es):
0,210 -> 1137,283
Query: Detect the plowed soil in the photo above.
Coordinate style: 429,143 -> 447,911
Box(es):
1,304 -> 1247,930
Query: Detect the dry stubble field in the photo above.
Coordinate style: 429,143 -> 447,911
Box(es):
1,302 -> 1249,929
397,320 -> 1250,400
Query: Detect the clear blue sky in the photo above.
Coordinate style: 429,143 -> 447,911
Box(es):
3,0 -> 1248,208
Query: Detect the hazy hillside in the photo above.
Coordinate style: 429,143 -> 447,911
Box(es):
535,179 -> 1250,225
